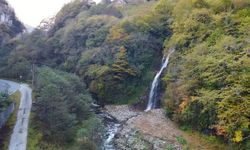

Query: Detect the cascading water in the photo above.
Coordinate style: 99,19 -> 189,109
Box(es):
103,122 -> 120,150
145,50 -> 174,112
98,111 -> 120,150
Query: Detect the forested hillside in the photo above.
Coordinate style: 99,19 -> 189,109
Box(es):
0,0 -> 24,78
0,0 -> 249,149
160,0 -> 250,146
1,0 -> 168,149
0,0 -> 168,105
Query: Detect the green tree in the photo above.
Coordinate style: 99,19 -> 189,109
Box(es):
34,67 -> 93,144
112,46 -> 137,81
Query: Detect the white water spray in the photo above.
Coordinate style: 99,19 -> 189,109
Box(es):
145,49 -> 174,112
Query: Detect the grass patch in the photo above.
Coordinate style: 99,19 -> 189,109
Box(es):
165,144 -> 175,150
176,136 -> 187,145
181,129 -> 227,150
0,91 -> 21,149
176,135 -> 190,150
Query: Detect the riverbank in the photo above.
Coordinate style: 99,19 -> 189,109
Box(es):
104,105 -> 226,150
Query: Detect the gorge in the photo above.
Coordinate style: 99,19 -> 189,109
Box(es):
0,0 -> 249,149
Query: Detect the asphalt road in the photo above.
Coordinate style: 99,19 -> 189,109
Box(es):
0,80 -> 20,94
0,80 -> 32,150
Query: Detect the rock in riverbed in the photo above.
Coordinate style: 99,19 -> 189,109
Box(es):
104,105 -> 140,122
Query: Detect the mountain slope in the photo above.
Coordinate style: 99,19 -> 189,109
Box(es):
0,0 -> 249,149
159,0 -> 250,147
0,0 -> 24,45
0,0 -> 25,82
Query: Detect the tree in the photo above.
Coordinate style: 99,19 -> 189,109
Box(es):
34,67 -> 93,143
112,46 -> 137,81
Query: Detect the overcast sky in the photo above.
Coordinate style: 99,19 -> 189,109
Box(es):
7,0 -> 101,27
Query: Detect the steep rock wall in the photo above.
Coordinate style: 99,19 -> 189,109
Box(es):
0,0 -> 24,45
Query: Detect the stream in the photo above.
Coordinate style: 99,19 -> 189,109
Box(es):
103,121 -> 120,150
97,110 -> 120,150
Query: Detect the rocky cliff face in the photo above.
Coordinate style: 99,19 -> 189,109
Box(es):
0,0 -> 24,45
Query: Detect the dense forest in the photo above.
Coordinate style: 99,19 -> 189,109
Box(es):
0,0 -> 249,149
161,0 -> 250,146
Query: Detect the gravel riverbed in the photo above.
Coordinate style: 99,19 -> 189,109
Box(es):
104,105 -> 182,150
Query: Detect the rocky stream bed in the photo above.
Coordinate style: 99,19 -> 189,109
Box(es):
103,105 -> 183,150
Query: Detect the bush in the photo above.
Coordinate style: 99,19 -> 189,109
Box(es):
34,67 -> 96,146
0,92 -> 12,112
176,136 -> 187,145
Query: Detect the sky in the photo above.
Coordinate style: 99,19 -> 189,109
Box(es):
7,0 -> 101,27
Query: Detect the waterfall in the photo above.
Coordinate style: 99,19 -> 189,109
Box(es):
145,50 -> 174,112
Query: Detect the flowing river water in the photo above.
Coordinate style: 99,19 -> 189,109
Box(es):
97,111 -> 120,150
103,121 -> 120,150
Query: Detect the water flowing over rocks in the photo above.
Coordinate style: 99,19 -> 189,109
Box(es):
104,105 -> 182,150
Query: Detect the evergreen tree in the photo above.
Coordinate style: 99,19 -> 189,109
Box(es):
112,46 -> 137,81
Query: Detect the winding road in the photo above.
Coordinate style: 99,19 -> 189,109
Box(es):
0,79 -> 32,150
